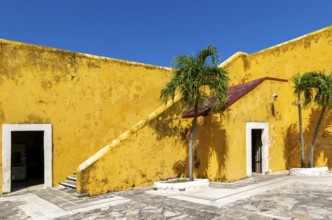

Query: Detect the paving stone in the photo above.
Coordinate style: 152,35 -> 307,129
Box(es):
164,210 -> 180,217
2,174 -> 332,219
178,201 -> 205,209
170,214 -> 189,219
242,213 -> 274,220
108,211 -> 124,218
292,216 -> 309,220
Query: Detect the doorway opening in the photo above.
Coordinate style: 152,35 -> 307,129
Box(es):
246,122 -> 269,177
2,124 -> 52,193
11,131 -> 44,192
251,129 -> 262,173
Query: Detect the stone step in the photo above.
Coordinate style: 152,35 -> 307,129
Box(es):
59,171 -> 78,190
59,180 -> 76,189
67,175 -> 76,181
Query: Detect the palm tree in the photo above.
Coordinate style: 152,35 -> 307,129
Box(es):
160,45 -> 229,181
306,72 -> 332,168
292,73 -> 313,168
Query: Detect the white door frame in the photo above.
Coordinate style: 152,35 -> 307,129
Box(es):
246,122 -> 269,177
2,124 -> 52,193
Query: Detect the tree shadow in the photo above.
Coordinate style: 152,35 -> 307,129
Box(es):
193,114 -> 229,181
147,100 -> 190,178
148,102 -> 229,180
303,108 -> 332,168
309,108 -> 332,168
284,107 -> 332,169
172,160 -> 186,178
283,123 -> 299,169
147,100 -> 189,141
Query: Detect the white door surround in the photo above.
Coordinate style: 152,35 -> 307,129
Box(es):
246,122 -> 269,177
2,124 -> 52,193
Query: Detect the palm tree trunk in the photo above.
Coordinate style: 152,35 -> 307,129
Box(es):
297,95 -> 305,168
308,106 -> 326,168
188,103 -> 198,181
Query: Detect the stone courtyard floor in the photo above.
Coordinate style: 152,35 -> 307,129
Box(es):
0,173 -> 331,219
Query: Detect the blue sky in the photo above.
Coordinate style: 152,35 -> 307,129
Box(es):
1,1 -> 331,67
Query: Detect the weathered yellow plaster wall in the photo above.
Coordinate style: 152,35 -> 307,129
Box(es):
77,100 -> 190,195
0,145 -> 2,191
2,25 -> 332,195
77,26 -> 332,195
222,25 -> 332,170
194,80 -> 290,181
0,39 -> 173,194
223,26 -> 332,85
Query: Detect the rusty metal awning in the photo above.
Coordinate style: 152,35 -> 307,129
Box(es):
182,77 -> 287,118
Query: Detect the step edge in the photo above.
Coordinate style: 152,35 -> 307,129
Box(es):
59,181 -> 77,189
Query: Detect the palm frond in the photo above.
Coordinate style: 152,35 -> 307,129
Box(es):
292,73 -> 303,94
197,45 -> 220,66
160,45 -> 228,111
304,72 -> 332,107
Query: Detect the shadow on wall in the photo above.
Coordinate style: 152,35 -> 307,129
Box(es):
193,114 -> 229,181
284,107 -> 332,169
311,108 -> 332,169
148,100 -> 190,178
148,100 -> 189,141
147,102 -> 230,180
283,123 -> 299,169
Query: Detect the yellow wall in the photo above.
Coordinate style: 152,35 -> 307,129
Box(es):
223,26 -> 332,86
77,100 -> 190,195
0,39 -> 173,194
75,25 -> 332,195
222,25 -> 332,171
2,25 -> 332,195
194,80 -> 290,181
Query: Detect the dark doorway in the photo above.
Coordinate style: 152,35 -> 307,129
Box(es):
251,129 -> 262,173
11,131 -> 44,191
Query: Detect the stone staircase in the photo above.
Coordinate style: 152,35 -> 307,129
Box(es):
59,172 -> 88,197
59,172 -> 77,190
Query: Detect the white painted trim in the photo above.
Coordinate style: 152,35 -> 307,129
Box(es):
2,124 -> 52,193
246,122 -> 269,177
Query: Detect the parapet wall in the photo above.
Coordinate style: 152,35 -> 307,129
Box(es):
0,39 -> 173,193
223,26 -> 332,85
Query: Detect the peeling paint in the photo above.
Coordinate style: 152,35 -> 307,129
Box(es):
223,25 -> 332,173
0,38 -> 174,194
78,25 -> 332,195
1,26 -> 332,195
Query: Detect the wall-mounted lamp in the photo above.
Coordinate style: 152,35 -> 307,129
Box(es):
272,93 -> 278,101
